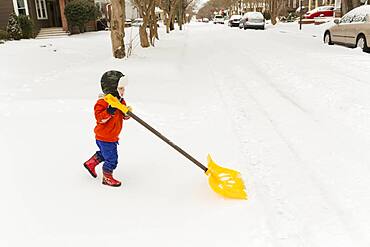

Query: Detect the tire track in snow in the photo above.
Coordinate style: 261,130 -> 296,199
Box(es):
203,29 -> 368,246
236,39 -> 370,247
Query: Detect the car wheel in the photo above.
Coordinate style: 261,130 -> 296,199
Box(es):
356,34 -> 369,52
324,31 -> 333,45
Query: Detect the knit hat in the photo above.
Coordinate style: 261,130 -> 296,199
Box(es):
117,75 -> 128,88
100,70 -> 124,97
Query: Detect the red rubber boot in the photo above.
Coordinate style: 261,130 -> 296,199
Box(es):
102,171 -> 122,187
83,152 -> 104,178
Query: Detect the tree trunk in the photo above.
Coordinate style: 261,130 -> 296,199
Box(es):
170,18 -> 175,30
271,0 -> 278,25
270,0 -> 284,25
149,5 -> 159,42
169,0 -> 178,31
165,14 -> 170,33
140,16 -> 150,48
178,0 -> 183,30
110,0 -> 126,58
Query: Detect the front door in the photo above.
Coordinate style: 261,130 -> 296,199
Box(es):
332,13 -> 354,44
46,0 -> 62,27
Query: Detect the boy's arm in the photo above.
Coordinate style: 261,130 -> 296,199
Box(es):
94,101 -> 113,124
121,98 -> 131,120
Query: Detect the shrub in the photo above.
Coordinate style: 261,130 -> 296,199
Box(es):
6,12 -> 22,40
263,12 -> 271,20
0,30 -> 8,40
17,15 -> 35,38
64,0 -> 98,33
286,12 -> 298,22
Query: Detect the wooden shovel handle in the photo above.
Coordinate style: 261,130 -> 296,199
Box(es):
127,111 -> 208,173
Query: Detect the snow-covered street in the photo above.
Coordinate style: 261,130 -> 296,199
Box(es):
1,22 -> 370,246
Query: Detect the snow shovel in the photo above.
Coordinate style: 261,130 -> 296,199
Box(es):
104,94 -> 247,200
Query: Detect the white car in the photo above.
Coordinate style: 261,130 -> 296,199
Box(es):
239,12 -> 265,30
228,15 -> 242,27
213,15 -> 225,24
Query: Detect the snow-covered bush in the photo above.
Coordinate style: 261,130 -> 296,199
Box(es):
263,12 -> 271,20
6,12 -> 22,40
0,30 -> 8,41
17,15 -> 35,39
64,0 -> 98,33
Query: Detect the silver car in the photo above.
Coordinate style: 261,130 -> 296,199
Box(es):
239,12 -> 265,30
228,15 -> 242,27
324,5 -> 370,52
213,15 -> 225,24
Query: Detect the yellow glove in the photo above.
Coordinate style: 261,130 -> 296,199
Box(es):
104,94 -> 121,108
127,106 -> 133,112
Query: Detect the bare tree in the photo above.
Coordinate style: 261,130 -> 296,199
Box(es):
110,0 -> 126,58
269,0 -> 285,25
148,2 -> 159,45
133,0 -> 155,47
159,0 -> 180,33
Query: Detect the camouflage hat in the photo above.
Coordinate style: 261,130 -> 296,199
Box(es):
100,70 -> 124,97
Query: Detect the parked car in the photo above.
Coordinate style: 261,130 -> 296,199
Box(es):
304,6 -> 334,19
323,5 -> 370,52
125,19 -> 132,27
131,18 -> 159,28
132,18 -> 143,27
213,15 -> 225,24
295,6 -> 309,15
202,18 -> 209,23
239,12 -> 265,30
228,15 -> 242,27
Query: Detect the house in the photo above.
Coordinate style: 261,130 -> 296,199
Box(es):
0,0 -> 145,33
0,0 -> 68,32
97,0 -> 139,21
0,0 -> 100,33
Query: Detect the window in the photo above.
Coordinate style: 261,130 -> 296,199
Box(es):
12,0 -> 29,16
340,14 -> 353,24
352,14 -> 366,23
35,0 -> 48,20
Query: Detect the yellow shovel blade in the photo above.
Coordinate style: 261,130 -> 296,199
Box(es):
205,155 -> 247,200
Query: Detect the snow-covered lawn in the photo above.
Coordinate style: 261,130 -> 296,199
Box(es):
1,21 -> 370,247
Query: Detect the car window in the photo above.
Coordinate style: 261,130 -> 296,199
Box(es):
340,14 -> 353,23
352,14 -> 366,23
321,6 -> 334,11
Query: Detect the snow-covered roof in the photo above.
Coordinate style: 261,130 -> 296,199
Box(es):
230,15 -> 242,20
244,12 -> 264,18
155,7 -> 163,14
346,4 -> 370,16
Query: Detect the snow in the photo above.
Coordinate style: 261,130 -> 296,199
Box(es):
345,5 -> 370,16
229,15 -> 242,20
1,22 -> 370,246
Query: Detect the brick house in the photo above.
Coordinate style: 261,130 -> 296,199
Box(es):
1,0 -> 100,34
0,0 -> 70,32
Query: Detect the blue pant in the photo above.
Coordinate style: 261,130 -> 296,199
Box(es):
96,140 -> 118,172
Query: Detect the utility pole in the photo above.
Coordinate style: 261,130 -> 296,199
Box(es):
299,0 -> 303,30
179,0 -> 183,30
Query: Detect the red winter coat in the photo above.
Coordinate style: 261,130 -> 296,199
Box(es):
94,97 -> 129,142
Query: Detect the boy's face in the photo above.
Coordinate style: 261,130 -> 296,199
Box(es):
117,86 -> 125,97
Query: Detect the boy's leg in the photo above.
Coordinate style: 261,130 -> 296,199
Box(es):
96,141 -> 118,172
96,140 -> 121,187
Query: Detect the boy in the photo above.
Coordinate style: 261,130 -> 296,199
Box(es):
83,70 -> 131,187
